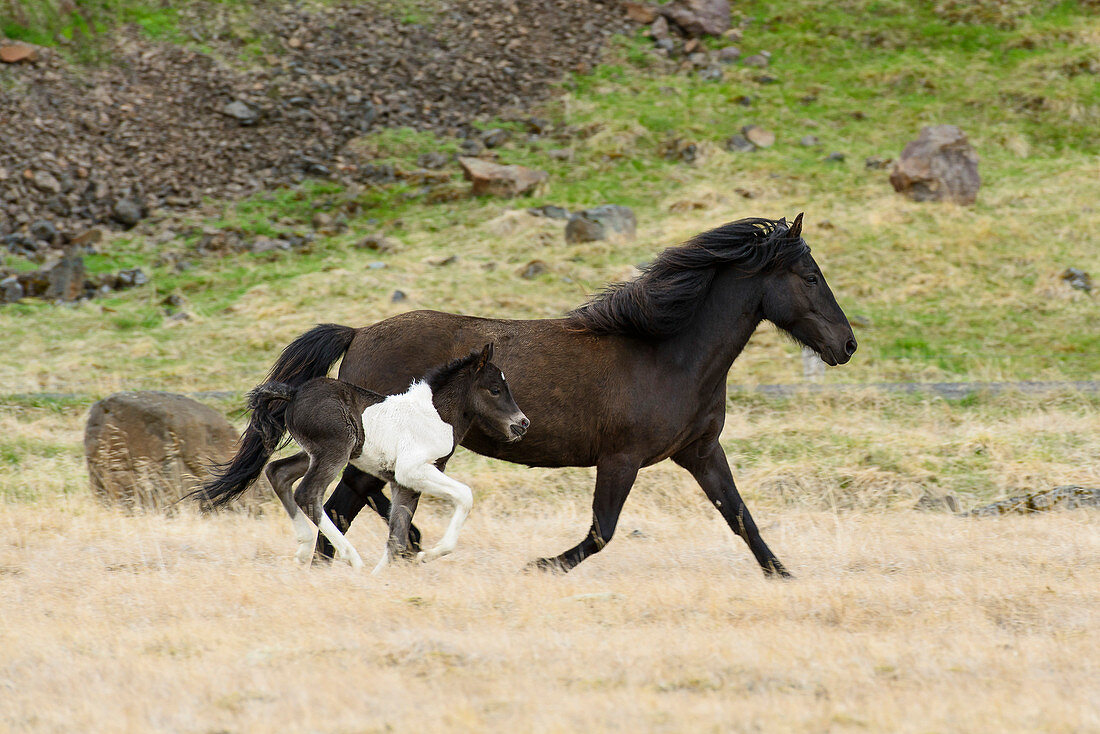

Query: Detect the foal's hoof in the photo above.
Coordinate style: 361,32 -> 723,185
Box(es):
524,557 -> 567,574
763,561 -> 794,580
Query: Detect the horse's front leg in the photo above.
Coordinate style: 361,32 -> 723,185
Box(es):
318,465 -> 423,562
529,454 -> 641,573
673,439 -> 791,578
395,463 -> 473,564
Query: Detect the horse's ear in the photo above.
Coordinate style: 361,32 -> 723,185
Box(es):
788,212 -> 804,240
476,343 -> 494,371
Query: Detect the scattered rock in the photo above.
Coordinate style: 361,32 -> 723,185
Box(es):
111,198 -> 144,228
32,170 -> 61,194
547,148 -> 574,161
391,289 -> 407,302
0,276 -> 23,303
914,490 -> 959,513
367,261 -> 387,269
518,260 -> 549,279
717,46 -> 741,63
84,391 -> 250,511
564,205 -> 637,244
825,152 -> 846,162
800,134 -> 820,147
1061,268 -> 1093,293
0,42 -> 37,64
356,233 -> 401,253
890,125 -> 981,205
725,134 -> 756,153
623,1 -> 658,24
458,157 -> 548,198
742,125 -> 775,148
968,486 -> 1100,516
735,94 -> 753,107
657,0 -> 731,37
649,15 -> 672,43
71,227 -> 104,249
431,254 -> 458,267
29,219 -> 58,244
742,52 -> 770,68
528,205 -> 570,220
43,252 -> 85,301
698,66 -> 724,82
222,100 -> 258,126
417,152 -> 450,169
865,155 -> 893,169
481,128 -> 512,148
249,236 -> 290,254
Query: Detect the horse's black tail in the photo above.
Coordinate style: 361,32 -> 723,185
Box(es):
194,323 -> 357,509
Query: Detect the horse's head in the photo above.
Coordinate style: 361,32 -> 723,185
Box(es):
760,214 -> 857,366
468,343 -> 530,442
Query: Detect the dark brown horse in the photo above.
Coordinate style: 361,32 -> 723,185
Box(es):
257,215 -> 856,577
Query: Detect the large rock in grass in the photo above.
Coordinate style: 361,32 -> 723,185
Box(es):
565,205 -> 637,244
657,0 -> 731,37
890,125 -> 980,205
458,157 -> 548,197
85,392 -> 248,511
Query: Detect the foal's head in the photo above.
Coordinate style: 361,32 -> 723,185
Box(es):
463,343 -> 529,442
760,213 -> 858,366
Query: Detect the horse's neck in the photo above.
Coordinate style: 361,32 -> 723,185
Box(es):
665,270 -> 764,384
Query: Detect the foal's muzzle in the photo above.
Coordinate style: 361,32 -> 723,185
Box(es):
509,414 -> 530,440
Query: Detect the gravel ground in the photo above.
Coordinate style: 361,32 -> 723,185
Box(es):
0,0 -> 635,241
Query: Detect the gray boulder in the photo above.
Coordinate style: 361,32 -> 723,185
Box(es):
565,205 -> 637,244
85,392 -> 255,511
890,125 -> 980,205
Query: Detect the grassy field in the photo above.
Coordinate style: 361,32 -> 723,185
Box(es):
2,1 -> 1098,731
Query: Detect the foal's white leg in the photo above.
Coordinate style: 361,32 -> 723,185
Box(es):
314,477 -> 365,570
291,511 -> 317,565
371,546 -> 391,576
397,463 -> 473,564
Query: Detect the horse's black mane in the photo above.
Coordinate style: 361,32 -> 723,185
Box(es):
566,217 -> 809,339
423,350 -> 482,391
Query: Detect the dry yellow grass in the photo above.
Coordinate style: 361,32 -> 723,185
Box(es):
1,494 -> 1097,733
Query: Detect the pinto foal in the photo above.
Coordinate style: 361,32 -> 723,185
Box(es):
202,344 -> 527,573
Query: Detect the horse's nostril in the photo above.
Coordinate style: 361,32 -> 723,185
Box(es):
520,417 -> 531,429
845,338 -> 858,356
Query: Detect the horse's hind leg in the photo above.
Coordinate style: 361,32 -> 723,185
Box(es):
372,482 -> 420,576
265,452 -> 314,564
396,463 -> 473,564
298,453 -> 365,570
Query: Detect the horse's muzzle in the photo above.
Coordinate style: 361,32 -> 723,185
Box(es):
509,415 -> 530,440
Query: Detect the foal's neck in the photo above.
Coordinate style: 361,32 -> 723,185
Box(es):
427,370 -> 476,438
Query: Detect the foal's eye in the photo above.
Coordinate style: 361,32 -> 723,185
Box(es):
489,387 -> 501,396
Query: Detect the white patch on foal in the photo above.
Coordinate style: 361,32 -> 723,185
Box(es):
350,381 -> 475,572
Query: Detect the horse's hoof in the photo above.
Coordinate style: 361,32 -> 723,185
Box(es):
763,562 -> 794,580
524,557 -> 566,574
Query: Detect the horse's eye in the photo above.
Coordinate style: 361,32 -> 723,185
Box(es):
805,275 -> 818,286
489,387 -> 501,396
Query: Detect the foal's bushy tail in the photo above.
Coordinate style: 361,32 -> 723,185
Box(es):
194,323 -> 358,509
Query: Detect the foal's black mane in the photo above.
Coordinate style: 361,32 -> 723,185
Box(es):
566,217 -> 809,339
422,350 -> 482,391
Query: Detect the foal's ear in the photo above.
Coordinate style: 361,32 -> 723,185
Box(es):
476,342 -> 494,371
788,212 -> 804,240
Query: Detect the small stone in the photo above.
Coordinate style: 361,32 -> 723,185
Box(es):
111,198 -> 143,228
431,255 -> 458,267
565,205 -> 637,244
547,149 -> 574,161
459,138 -> 484,156
458,157 -> 548,198
800,135 -> 820,147
29,219 -> 58,244
890,125 -> 981,205
222,100 -> 258,126
825,152 -> 846,162
311,212 -> 332,229
657,0 -> 731,37
481,128 -> 511,148
742,53 -> 769,68
742,125 -> 775,148
527,205 -> 570,220
417,152 -> 450,169
519,260 -> 549,279
623,1 -> 658,23
367,261 -> 387,270
735,95 -> 753,107
698,66 -> 724,81
288,37 -> 302,49
391,290 -> 407,302
71,228 -> 104,248
725,134 -> 755,153
865,155 -> 893,169
33,171 -> 61,194
1061,268 -> 1093,293
0,276 -> 24,303
650,15 -> 671,42
356,233 -> 400,253
0,42 -> 37,63
718,46 -> 740,63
